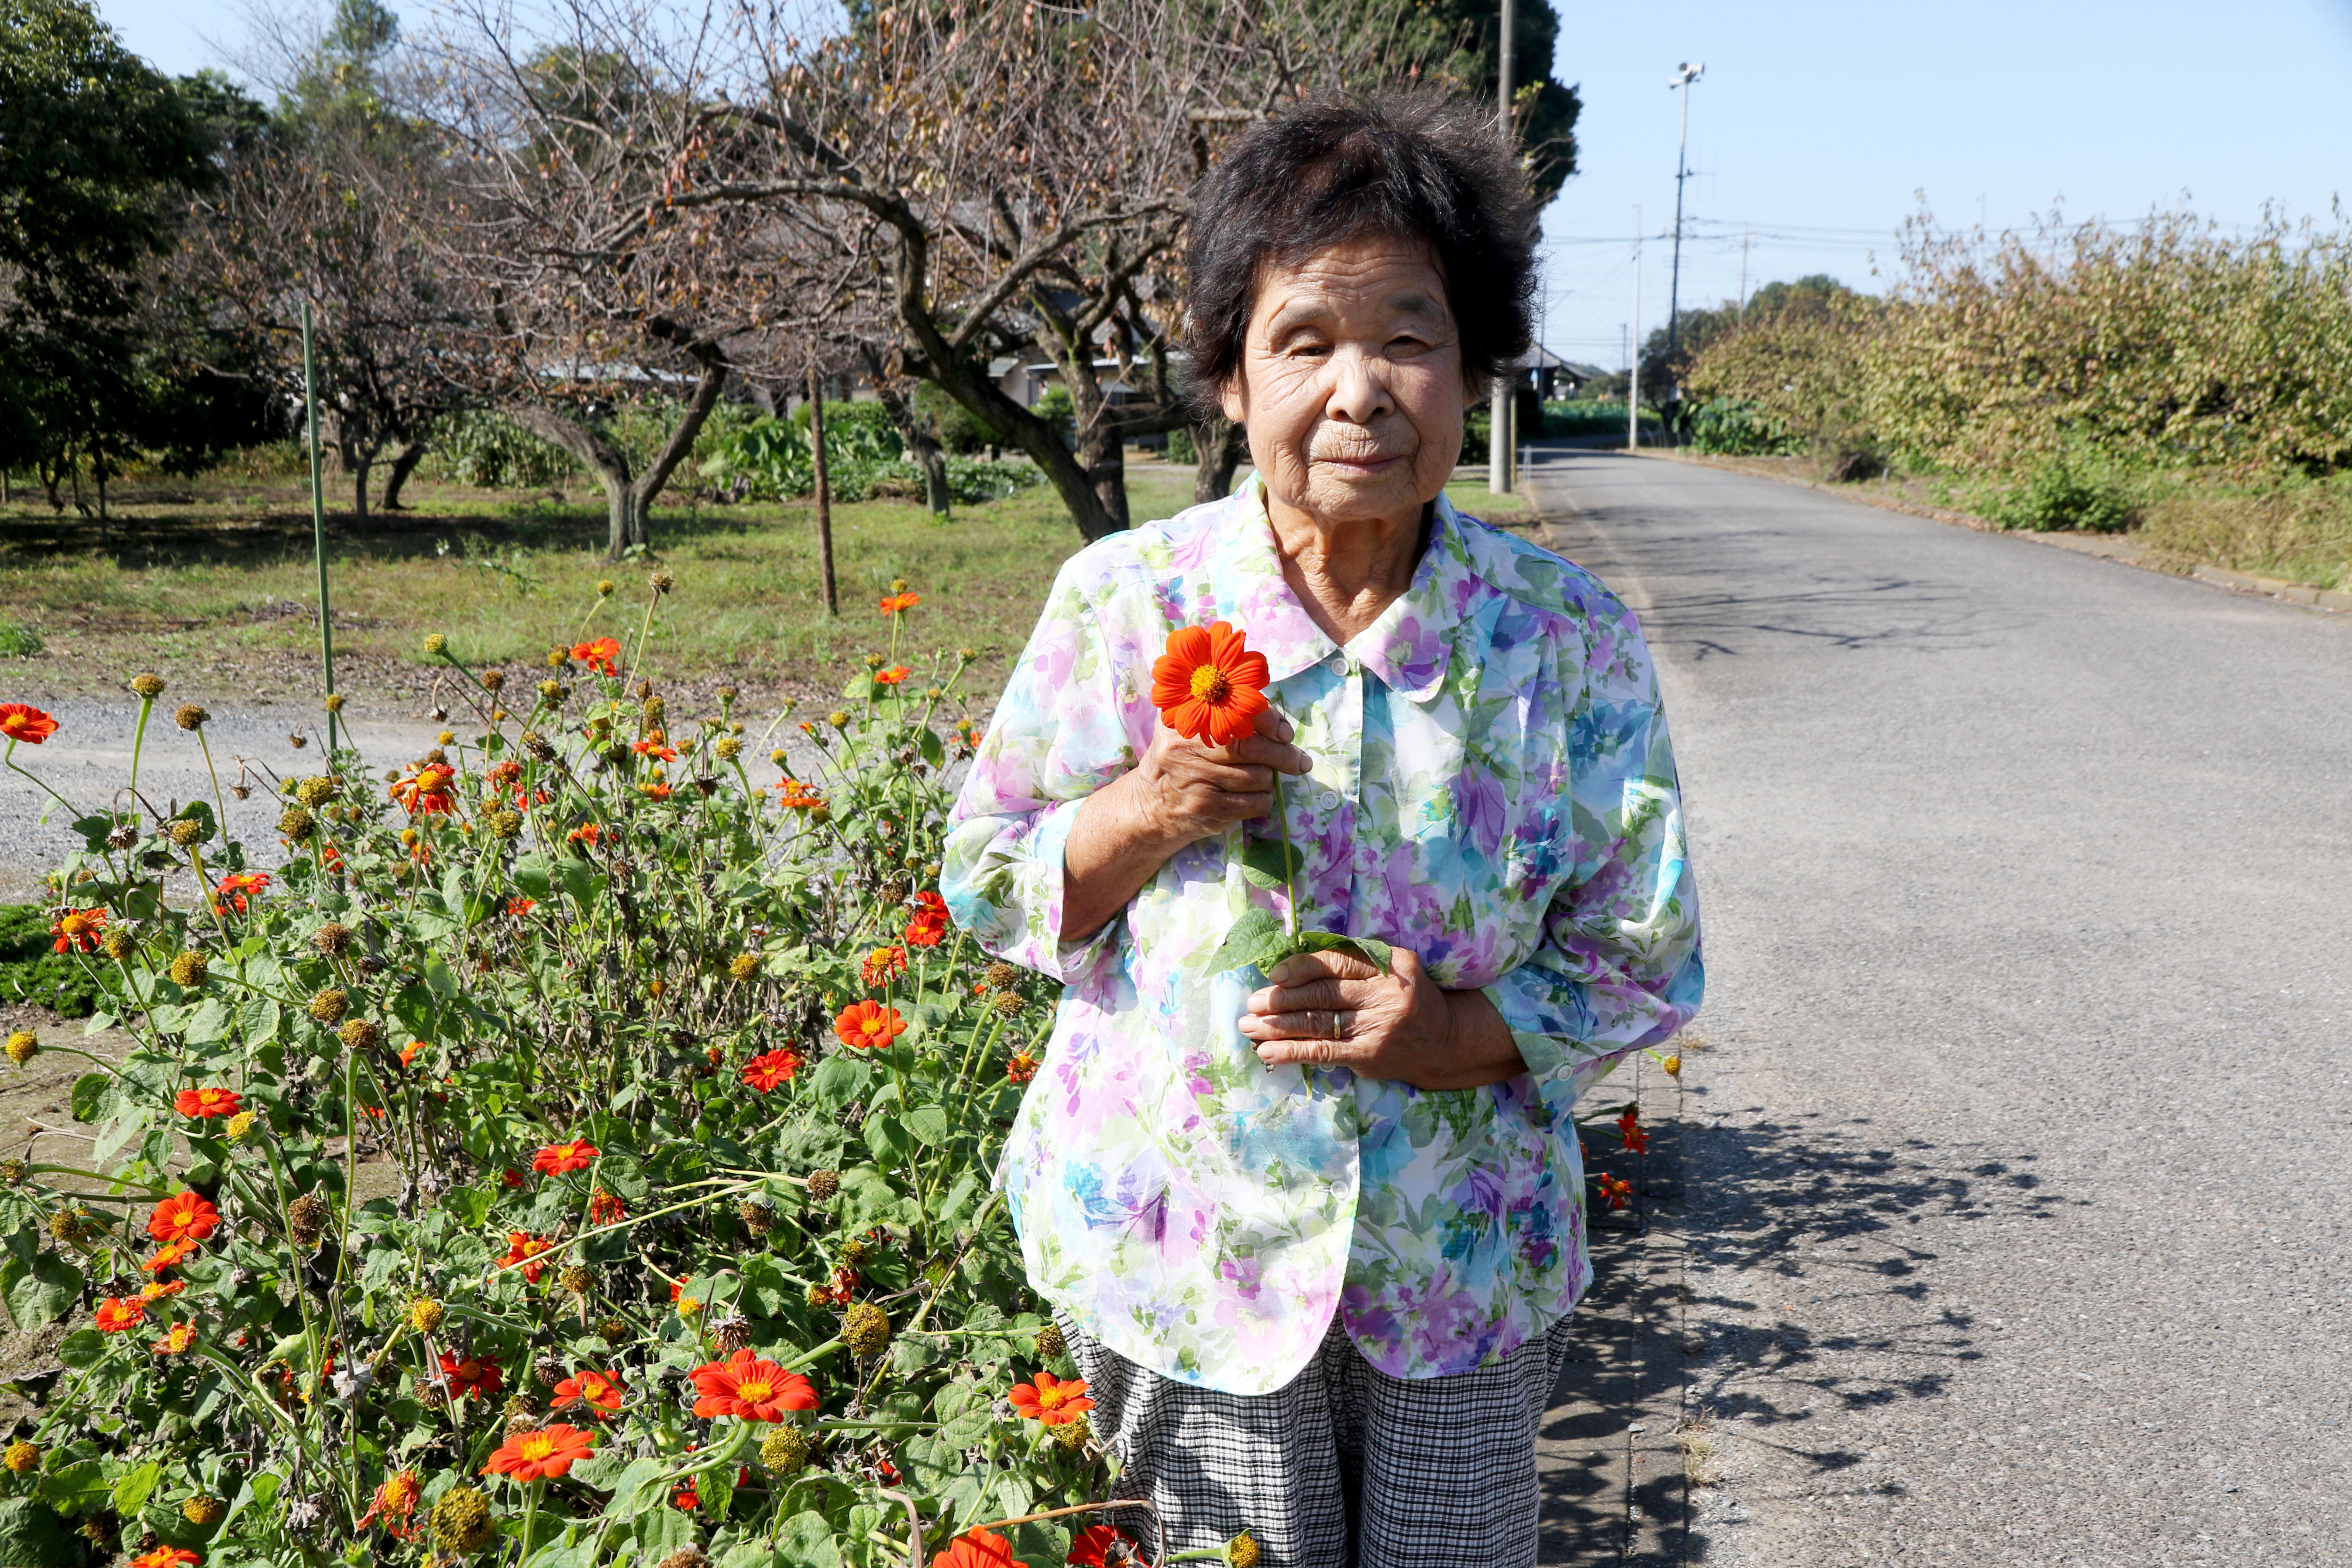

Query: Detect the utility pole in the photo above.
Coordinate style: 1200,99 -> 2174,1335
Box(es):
1488,0 -> 1517,494
1739,228 -> 1752,318
1628,206 -> 1642,452
1666,61 -> 1703,440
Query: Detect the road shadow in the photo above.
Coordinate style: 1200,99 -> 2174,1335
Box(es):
1538,1083 -> 2081,1565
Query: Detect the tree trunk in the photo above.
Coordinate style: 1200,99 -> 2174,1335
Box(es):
621,347 -> 730,556
870,374 -> 951,518
505,402 -> 636,558
1193,418 -> 1249,506
807,365 -> 838,615
380,441 -> 429,511
351,456 -> 373,522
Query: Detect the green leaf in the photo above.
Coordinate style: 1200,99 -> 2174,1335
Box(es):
181,997 -> 233,1043
55,1330 -> 105,1369
809,1053 -> 869,1112
235,994 -> 282,1047
510,859 -> 554,901
1203,906 -> 1293,977
0,1498 -> 81,1566
773,1511 -> 843,1568
1238,837 -> 1302,890
423,957 -> 459,998
696,1461 -> 732,1519
34,1458 -> 107,1516
68,1072 -> 110,1123
0,1251 -> 81,1330
902,1106 -> 950,1148
863,1113 -> 911,1165
1295,930 -> 1394,974
601,1458 -> 669,1519
110,1461 -> 161,1516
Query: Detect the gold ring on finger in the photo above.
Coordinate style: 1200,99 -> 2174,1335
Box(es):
1329,1009 -> 1344,1041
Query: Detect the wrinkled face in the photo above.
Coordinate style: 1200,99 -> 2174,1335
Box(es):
1221,233 -> 1468,530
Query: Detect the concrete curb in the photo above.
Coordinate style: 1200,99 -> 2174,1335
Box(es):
1626,448 -> 2349,619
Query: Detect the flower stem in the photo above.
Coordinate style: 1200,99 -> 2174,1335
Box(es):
1272,771 -> 1299,942
127,694 -> 156,821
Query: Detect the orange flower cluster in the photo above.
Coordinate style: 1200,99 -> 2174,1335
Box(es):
572,636 -> 622,675
149,1191 -> 220,1246
776,779 -> 825,812
96,1296 -> 146,1333
357,1470 -> 422,1534
931,1530 -> 1025,1568
874,665 -> 912,686
0,703 -> 58,745
1068,1525 -> 1136,1567
552,1369 -> 624,1416
533,1138 -> 599,1174
589,1187 -> 628,1224
390,762 -> 457,816
49,907 -> 105,953
498,1231 -> 554,1283
879,591 -> 922,615
1151,621 -> 1270,746
174,1086 -> 242,1119
1004,1051 -> 1040,1085
689,1347 -> 818,1421
631,732 -> 678,762
1616,1106 -> 1649,1155
1007,1370 -> 1093,1426
213,871 -> 270,915
833,1000 -> 906,1050
1596,1173 -> 1634,1210
439,1352 -> 503,1400
484,1421 -> 597,1481
152,1320 -> 198,1356
505,895 -> 537,916
741,1049 -> 803,1092
567,822 -> 605,848
130,1549 -> 199,1568
861,943 -> 908,988
904,890 -> 950,948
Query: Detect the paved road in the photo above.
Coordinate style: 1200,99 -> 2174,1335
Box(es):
1526,449 -> 2352,1566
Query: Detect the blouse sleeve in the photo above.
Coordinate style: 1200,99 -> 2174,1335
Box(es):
1481,603 -> 1703,1123
941,559 -> 1139,983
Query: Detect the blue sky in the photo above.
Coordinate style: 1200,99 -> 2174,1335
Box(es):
99,0 -> 2352,371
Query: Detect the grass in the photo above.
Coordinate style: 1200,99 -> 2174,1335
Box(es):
0,904 -> 101,1017
2135,472 -> 2352,591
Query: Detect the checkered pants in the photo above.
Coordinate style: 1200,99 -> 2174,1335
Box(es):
1060,1310 -> 1578,1568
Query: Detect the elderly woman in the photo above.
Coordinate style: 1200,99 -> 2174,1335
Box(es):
942,93 -> 1702,1567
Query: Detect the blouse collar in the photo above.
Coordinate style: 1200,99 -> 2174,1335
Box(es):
1215,473 -> 1473,704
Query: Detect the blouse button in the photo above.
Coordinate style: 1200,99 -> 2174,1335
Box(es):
1318,790 -> 1341,811
1326,655 -> 1349,675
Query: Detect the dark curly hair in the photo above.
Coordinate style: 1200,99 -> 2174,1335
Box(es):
1181,91 -> 1538,415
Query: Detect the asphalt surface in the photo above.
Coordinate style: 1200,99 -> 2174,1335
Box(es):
1525,448 -> 2352,1566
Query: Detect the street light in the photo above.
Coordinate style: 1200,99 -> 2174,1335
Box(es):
1665,61 -> 1703,442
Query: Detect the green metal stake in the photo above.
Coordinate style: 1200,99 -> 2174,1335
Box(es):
301,302 -> 338,754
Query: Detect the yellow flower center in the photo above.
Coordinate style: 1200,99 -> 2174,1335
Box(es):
59,914 -> 90,935
736,1378 -> 773,1402
519,1433 -> 556,1461
1,715 -> 25,734
1189,665 -> 1231,704
1036,1385 -> 1068,1410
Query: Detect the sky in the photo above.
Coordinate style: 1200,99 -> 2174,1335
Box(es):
94,0 -> 2352,373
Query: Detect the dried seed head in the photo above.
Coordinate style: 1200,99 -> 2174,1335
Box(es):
166,818 -> 204,849
173,703 -> 209,731
295,775 -> 337,807
710,1311 -> 751,1355
769,748 -> 788,766
423,633 -> 448,656
48,1206 -> 93,1244
1,1441 -> 35,1473
641,695 -> 665,722
0,1159 -> 26,1186
431,1485 -> 496,1553
129,673 -> 165,699
841,1301 -> 891,1358
481,669 -> 506,692
649,572 -> 674,594
277,805 -> 316,842
715,685 -> 738,703
1052,1413 -> 1090,1451
167,952 -> 208,988
522,729 -> 558,760
597,1316 -> 630,1346
1663,1054 -> 1683,1078
838,1238 -> 872,1269
487,809 -> 524,840
1034,1321 -> 1066,1361
307,988 -> 349,1026
4,1030 -> 36,1065
807,1168 -> 839,1201
759,1425 -> 811,1473
558,1263 -> 597,1296
728,953 -> 759,981
736,1201 -> 775,1237
106,822 -> 138,850
983,961 -> 1022,990
408,1296 -> 446,1334
312,923 -> 353,956
324,693 -> 346,713
287,1192 -> 328,1247
339,1017 -> 383,1054
864,653 -> 885,670
879,877 -> 910,906
655,1549 -> 707,1568
714,735 -> 741,761
183,1495 -> 227,1526
100,928 -> 134,961
989,990 -> 1025,1019
826,710 -> 850,729
597,579 -> 616,597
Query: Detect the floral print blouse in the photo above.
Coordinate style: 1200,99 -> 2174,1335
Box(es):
942,476 -> 1703,1394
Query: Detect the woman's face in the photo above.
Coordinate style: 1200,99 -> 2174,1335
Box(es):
1221,233 -> 1468,533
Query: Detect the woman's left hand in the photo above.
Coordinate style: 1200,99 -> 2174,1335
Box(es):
1238,949 -> 1527,1091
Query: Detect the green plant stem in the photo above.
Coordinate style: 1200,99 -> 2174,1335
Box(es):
126,693 -> 156,817
1272,769 -> 1299,941
194,728 -> 228,829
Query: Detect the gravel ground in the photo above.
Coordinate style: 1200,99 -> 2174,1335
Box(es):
1527,447 -> 2352,1566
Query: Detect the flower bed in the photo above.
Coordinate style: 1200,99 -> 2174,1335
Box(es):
0,582 -> 1159,1568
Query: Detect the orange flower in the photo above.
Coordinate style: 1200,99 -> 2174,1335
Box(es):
631,733 -> 679,761
833,999 -> 906,1050
152,1320 -> 198,1355
861,944 -> 908,988
741,1049 -> 803,1092
1150,621 -> 1270,746
482,1421 -> 597,1481
147,1191 -> 220,1245
552,1369 -> 625,1416
400,1041 -> 428,1068
390,763 -> 456,815
572,637 -> 622,675
533,1138 -> 599,1175
1006,1370 -> 1093,1426
689,1347 -> 818,1421
874,665 -> 912,686
1616,1106 -> 1650,1155
879,592 -> 922,615
638,782 -> 673,800
669,1274 -> 694,1302
671,1476 -> 700,1511
95,1296 -> 147,1333
213,870 -> 271,915
903,890 -> 949,948
931,1529 -> 1026,1568
130,1550 -> 200,1568
1067,1525 -> 1134,1567
49,907 -> 106,954
505,896 -> 537,917
775,779 -> 825,811
175,1086 -> 242,1119
1597,1173 -> 1633,1210
141,1278 -> 187,1300
439,1352 -> 503,1401
0,704 -> 58,745
498,1231 -> 554,1283
358,1469 -> 422,1530
1005,1050 -> 1039,1084
567,822 -> 604,847
144,1237 -> 197,1273
589,1187 -> 627,1224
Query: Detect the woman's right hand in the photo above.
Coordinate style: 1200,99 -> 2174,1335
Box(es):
1058,709 -> 1312,942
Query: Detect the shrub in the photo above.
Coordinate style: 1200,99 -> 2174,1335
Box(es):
915,383 -> 1001,456
1688,399 -> 1804,457
0,621 -> 42,658
1983,453 -> 2135,533
429,410 -> 585,490
0,593 -> 1127,1567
